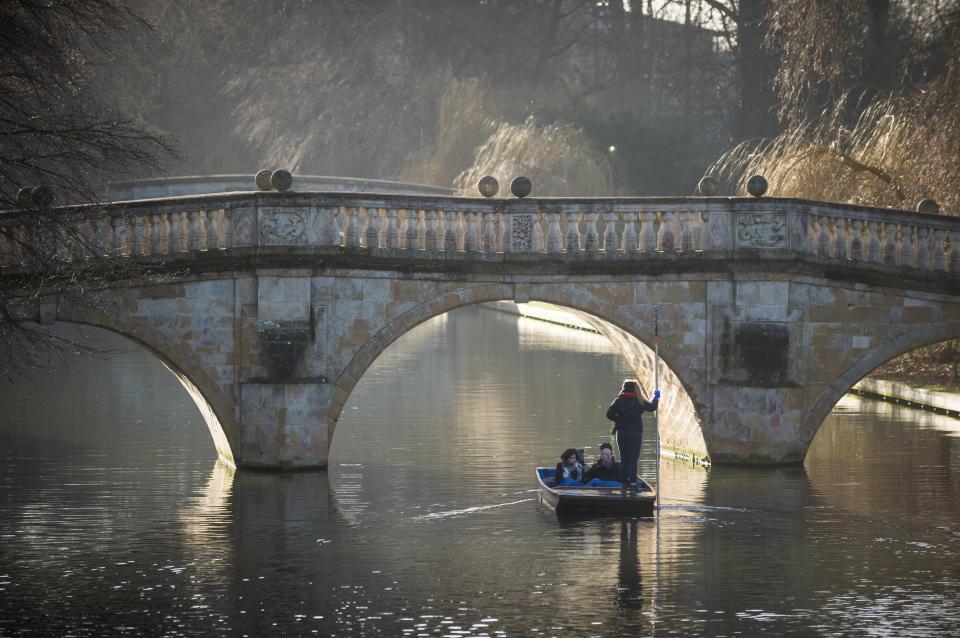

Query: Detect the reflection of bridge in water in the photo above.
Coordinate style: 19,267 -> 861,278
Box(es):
3,190 -> 960,468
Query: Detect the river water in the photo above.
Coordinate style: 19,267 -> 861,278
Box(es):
1,306 -> 958,637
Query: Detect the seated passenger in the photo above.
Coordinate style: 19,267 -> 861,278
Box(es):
583,442 -> 622,483
554,448 -> 584,484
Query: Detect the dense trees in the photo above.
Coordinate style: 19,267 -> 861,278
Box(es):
113,1 -> 751,195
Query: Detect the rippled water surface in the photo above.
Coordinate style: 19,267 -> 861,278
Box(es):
1,306 -> 959,637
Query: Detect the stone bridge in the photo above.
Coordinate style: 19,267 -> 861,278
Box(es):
2,192 -> 959,469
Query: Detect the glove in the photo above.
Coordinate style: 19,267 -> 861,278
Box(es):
654,390 -> 661,399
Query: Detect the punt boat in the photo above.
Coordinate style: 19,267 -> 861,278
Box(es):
535,467 -> 656,516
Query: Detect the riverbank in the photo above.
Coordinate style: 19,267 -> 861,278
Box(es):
485,301 -> 960,419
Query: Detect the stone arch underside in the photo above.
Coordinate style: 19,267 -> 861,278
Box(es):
806,324 -> 960,452
328,283 -> 710,464
54,305 -> 238,468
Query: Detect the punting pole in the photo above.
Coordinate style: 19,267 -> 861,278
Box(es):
654,304 -> 660,510
653,304 -> 662,638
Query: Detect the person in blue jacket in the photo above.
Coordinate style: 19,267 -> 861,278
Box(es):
606,379 -> 659,490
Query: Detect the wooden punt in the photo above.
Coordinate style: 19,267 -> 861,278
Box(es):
536,467 -> 656,516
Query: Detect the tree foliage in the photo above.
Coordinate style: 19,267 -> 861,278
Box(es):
0,0 -> 176,378
709,0 -> 960,213
0,0 -> 174,207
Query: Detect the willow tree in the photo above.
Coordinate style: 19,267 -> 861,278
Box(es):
707,0 -> 960,212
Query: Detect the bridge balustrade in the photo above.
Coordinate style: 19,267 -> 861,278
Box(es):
1,193 -> 958,276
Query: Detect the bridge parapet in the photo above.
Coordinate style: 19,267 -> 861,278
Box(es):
1,192 -> 958,279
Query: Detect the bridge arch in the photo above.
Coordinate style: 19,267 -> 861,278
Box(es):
328,284 -> 710,463
806,326 -> 960,455
53,305 -> 238,468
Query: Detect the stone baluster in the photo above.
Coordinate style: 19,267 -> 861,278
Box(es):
63,222 -> 80,262
807,215 -> 821,256
179,212 -> 192,252
443,211 -> 458,251
164,213 -> 176,253
340,206 -> 360,247
386,208 -> 400,249
351,207 -> 365,248
26,222 -> 45,264
679,210 -> 693,251
49,223 -> 66,263
622,212 -> 638,252
602,212 -> 619,252
658,211 -> 674,252
547,212 -> 562,253
464,211 -> 479,252
583,211 -> 599,252
403,209 -> 418,250
565,211 -> 581,252
78,218 -> 96,260
931,228 -> 946,272
900,224 -> 915,267
203,209 -> 217,250
832,216 -> 848,259
481,212 -> 496,253
14,224 -> 32,268
865,221 -> 881,263
435,209 -> 447,251
190,210 -> 207,251
365,207 -> 382,248
131,215 -> 147,256
880,223 -> 896,265
815,215 -> 830,258
948,232 -> 959,272
692,211 -> 704,251
13,224 -> 29,266
202,209 -> 216,250
425,209 -> 440,250
916,227 -> 930,270
849,219 -> 864,261
640,210 -> 657,252
221,209 -> 235,249
531,212 -> 545,252
150,214 -> 164,254
124,216 -> 137,255
209,209 -> 224,250
95,216 -> 114,257
415,209 -> 426,250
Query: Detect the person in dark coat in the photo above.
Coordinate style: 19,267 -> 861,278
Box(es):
606,379 -> 659,490
583,442 -> 621,483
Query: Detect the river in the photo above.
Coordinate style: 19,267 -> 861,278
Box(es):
1,305 -> 958,636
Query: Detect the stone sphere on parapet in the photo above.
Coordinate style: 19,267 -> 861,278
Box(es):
916,198 -> 940,214
477,176 -> 499,198
747,174 -> 768,198
16,187 -> 33,207
510,176 -> 532,198
270,169 -> 293,192
698,176 -> 719,196
31,185 -> 53,207
255,169 -> 273,191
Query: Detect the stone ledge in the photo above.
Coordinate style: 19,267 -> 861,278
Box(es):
852,378 -> 960,417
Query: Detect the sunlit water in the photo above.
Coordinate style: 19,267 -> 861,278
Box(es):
1,306 -> 958,637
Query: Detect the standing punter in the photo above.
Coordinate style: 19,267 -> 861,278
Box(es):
606,379 -> 660,491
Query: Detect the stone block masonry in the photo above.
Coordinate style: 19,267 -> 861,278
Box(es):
5,191 -> 960,469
